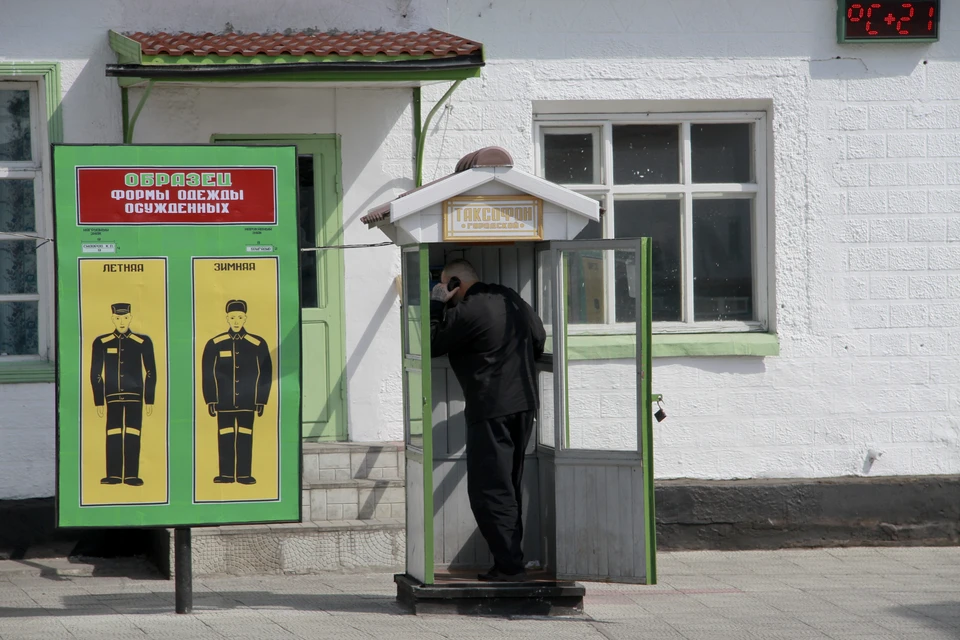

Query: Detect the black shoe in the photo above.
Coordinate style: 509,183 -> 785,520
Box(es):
214,475 -> 235,483
123,477 -> 144,486
100,476 -> 122,485
478,568 -> 528,583
236,476 -> 257,485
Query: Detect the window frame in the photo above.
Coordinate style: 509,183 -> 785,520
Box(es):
0,79 -> 52,361
534,110 -> 770,335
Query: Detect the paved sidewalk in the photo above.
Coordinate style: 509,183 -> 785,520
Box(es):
0,547 -> 959,639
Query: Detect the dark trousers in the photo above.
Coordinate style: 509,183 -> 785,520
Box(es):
105,401 -> 143,479
217,411 -> 255,478
466,410 -> 535,574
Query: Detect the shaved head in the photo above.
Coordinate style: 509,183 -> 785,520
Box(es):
440,259 -> 479,303
442,259 -> 478,282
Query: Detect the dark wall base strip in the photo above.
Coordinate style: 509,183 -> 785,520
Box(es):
656,475 -> 960,550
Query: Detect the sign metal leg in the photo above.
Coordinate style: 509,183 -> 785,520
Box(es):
174,527 -> 193,614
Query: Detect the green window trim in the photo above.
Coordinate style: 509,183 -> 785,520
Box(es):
0,62 -> 62,383
563,332 -> 780,360
0,360 -> 56,384
0,62 -> 63,149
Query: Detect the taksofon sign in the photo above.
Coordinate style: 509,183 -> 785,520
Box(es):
442,195 -> 543,241
53,144 -> 301,528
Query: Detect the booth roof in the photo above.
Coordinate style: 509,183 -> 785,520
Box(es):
122,29 -> 482,58
362,146 -> 513,225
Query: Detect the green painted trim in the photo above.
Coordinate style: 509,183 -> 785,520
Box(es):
108,30 -> 143,65
124,79 -> 154,144
0,62 -> 63,144
143,53 -> 450,66
208,133 -> 339,143
416,80 -> 462,187
653,332 -> 780,358
562,253 -> 571,449
564,332 -> 780,360
640,238 -> 657,585
0,360 -> 55,384
0,64 -> 61,385
113,67 -> 482,87
412,88 -> 422,180
418,244 -> 434,584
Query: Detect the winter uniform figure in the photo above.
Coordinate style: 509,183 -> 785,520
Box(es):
201,300 -> 273,485
90,303 -> 157,486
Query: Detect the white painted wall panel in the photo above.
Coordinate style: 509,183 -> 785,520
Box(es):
0,0 -> 957,498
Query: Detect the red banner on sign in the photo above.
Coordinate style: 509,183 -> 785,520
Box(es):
76,167 -> 277,225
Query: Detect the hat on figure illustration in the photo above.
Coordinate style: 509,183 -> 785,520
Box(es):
111,303 -> 131,314
225,300 -> 247,313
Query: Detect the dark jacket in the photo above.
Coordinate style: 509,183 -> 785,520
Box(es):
201,328 -> 273,412
430,282 -> 546,425
90,330 -> 157,405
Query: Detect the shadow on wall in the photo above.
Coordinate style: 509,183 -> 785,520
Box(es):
58,37 -> 124,142
345,280 -> 399,377
678,357 -> 768,377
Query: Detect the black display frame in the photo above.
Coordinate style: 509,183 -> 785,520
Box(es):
838,0 -> 940,43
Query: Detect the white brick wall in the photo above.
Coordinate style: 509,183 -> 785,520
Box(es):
411,1 -> 960,481
1,0 -> 959,495
0,384 -> 55,499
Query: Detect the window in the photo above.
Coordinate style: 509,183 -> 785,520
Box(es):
0,81 -> 48,358
536,112 -> 769,333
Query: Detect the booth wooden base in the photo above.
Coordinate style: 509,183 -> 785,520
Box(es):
394,571 -> 585,617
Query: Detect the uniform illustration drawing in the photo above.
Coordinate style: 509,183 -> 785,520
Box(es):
90,303 -> 157,486
201,300 -> 273,485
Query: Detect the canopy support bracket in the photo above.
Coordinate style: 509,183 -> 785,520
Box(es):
414,79 -> 462,187
123,79 -> 155,144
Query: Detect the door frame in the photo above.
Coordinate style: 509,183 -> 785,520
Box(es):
548,237 -> 656,584
210,133 -> 348,441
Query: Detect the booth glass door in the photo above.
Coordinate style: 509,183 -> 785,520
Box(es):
401,244 -> 434,584
547,238 -> 656,584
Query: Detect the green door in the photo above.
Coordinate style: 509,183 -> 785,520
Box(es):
213,135 -> 347,440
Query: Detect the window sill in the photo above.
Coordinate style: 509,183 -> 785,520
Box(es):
0,360 -> 55,384
563,332 -> 779,360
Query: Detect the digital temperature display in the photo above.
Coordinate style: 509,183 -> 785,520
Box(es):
839,1 -> 939,42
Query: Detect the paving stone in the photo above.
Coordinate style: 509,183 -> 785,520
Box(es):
3,549 -> 960,638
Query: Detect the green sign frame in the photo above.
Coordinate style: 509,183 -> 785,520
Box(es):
53,144 -> 301,528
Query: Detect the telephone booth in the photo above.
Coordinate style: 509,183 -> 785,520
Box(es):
363,148 -> 657,615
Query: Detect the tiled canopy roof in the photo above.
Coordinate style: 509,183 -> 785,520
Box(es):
124,29 -> 483,58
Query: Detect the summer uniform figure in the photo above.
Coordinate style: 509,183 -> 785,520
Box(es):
90,303 -> 157,486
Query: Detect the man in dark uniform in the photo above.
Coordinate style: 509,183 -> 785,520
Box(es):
430,259 -> 546,582
201,300 -> 273,485
90,302 -> 157,486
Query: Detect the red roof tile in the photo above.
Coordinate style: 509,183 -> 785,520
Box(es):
126,29 -> 482,58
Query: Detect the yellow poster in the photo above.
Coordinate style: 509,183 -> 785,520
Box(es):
79,258 -> 168,506
193,257 -> 280,503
